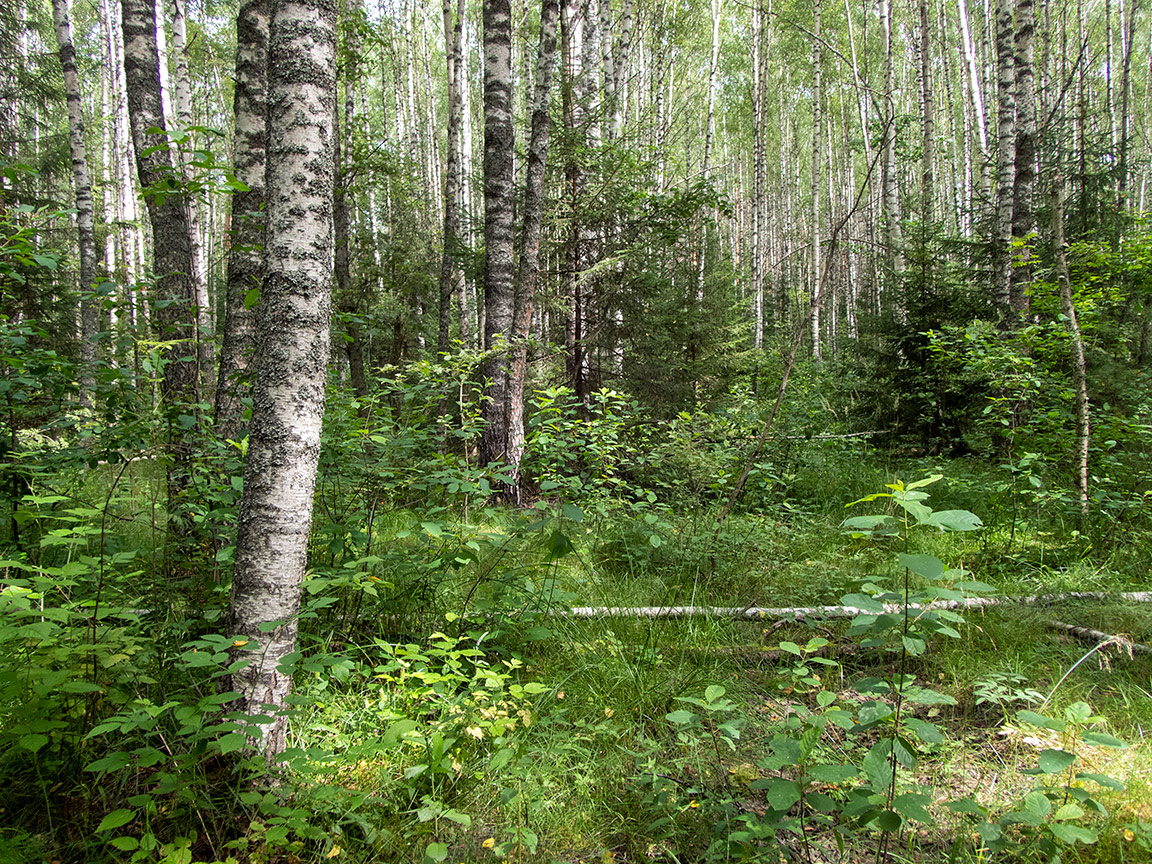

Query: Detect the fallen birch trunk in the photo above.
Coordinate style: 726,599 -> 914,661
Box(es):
1049,620 -> 1152,655
563,592 -> 1152,620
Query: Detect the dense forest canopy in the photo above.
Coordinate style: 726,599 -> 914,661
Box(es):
1,0 -> 1152,859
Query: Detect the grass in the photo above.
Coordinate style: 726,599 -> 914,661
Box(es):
3,447 -> 1151,863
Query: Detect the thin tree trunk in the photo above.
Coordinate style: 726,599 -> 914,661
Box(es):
229,0 -> 336,760
214,0 -> 268,442
1009,0 -> 1035,317
992,0 -> 1015,315
122,0 -> 200,542
505,0 -> 559,497
478,0 -> 516,466
809,0 -> 822,358
438,0 -> 465,355
50,0 -> 99,409
1052,167 -> 1090,516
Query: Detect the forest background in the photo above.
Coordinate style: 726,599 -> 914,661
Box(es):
2,0 -> 1152,860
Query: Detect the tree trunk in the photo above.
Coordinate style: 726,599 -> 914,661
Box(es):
1009,0 -> 1035,317
50,0 -> 99,410
169,0 -> 213,389
992,0 -> 1015,315
879,0 -> 903,277
122,0 -> 200,539
1052,167 -> 1090,517
504,0 -> 560,498
214,0 -> 268,442
809,0 -> 822,358
438,0 -> 466,355
228,0 -> 336,759
478,0 -> 516,467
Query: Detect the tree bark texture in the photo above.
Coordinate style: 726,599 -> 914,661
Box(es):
992,0 -> 1015,315
121,0 -> 200,523
1009,0 -> 1035,316
479,0 -> 516,467
215,0 -> 269,442
438,0 -> 466,355
504,0 -> 559,497
50,0 -> 99,409
228,0 -> 336,759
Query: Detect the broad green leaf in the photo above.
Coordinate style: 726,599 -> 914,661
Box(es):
546,530 -> 574,560
424,842 -> 448,863
108,837 -> 139,851
96,808 -> 135,832
766,779 -> 801,811
841,515 -> 899,535
902,717 -> 943,745
903,687 -> 957,706
1054,803 -> 1085,821
923,509 -> 983,532
704,685 -> 726,703
1081,731 -> 1127,749
1017,710 -> 1067,733
808,763 -> 858,783
217,733 -> 248,755
778,641 -> 803,656
1048,824 -> 1097,845
561,502 -> 584,523
666,709 -> 695,724
1075,771 -> 1125,790
18,733 -> 49,753
1038,749 -> 1077,774
977,822 -> 1002,843
897,553 -> 945,580
383,718 -> 419,746
840,593 -> 885,614
893,792 -> 933,823
863,739 -> 893,790
905,474 -> 943,490
875,810 -> 902,831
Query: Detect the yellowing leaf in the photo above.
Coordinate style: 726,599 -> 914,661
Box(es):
482,838 -> 495,849
326,846 -> 342,858
232,639 -> 249,647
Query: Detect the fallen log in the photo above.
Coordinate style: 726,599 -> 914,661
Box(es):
1049,620 -> 1152,656
563,592 -> 1152,620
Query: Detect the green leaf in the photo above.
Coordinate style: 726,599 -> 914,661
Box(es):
383,718 -> 419,746
905,474 -> 943,490
765,779 -> 801,811
666,709 -> 695,724
85,752 -> 132,773
217,733 -> 248,755
778,641 -> 803,656
840,593 -> 885,614
561,502 -> 584,522
875,810 -> 902,831
977,822 -> 1002,843
704,685 -> 725,703
863,739 -> 893,791
1053,803 -> 1085,821
96,808 -> 135,832
1048,824 -> 1097,845
546,530 -> 574,561
1075,772 -> 1125,790
903,717 -> 943,745
424,842 -> 448,863
1081,731 -> 1127,749
18,733 -> 49,753
1017,710 -> 1067,733
903,687 -> 957,706
923,509 -> 983,532
808,764 -> 858,783
893,792 -> 933,823
897,553 -> 945,580
1038,749 -> 1077,774
108,837 -> 140,851
841,515 -> 899,535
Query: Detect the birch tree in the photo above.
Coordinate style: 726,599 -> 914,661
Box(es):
215,0 -> 268,441
121,0 -> 200,530
478,0 -> 516,467
228,0 -> 337,758
50,0 -> 99,408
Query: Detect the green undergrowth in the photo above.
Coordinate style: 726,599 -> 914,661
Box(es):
2,429 -> 1151,863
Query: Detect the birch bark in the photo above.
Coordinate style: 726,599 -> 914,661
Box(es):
215,0 -> 268,442
50,0 -> 99,409
478,0 -> 516,466
229,0 -> 336,759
